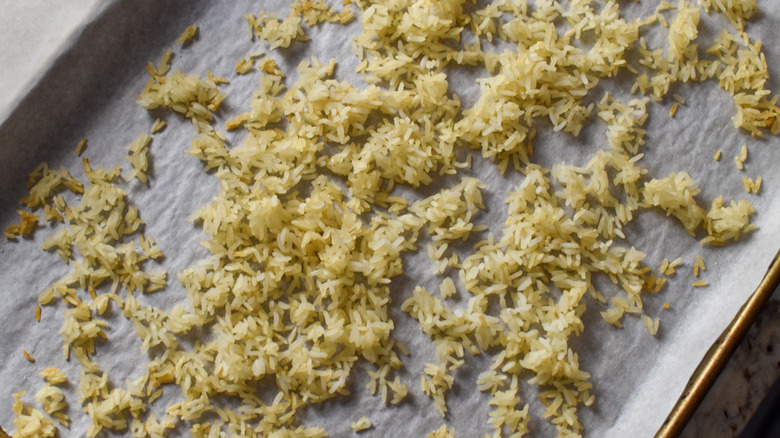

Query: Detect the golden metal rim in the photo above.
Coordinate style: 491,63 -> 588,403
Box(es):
656,248 -> 780,438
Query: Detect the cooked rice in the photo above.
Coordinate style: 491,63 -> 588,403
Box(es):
6,0 -> 777,436
743,176 -> 762,193
150,118 -> 167,133
427,424 -> 455,438
76,138 -> 87,157
11,392 -> 55,438
235,57 -> 255,74
39,368 -> 67,385
351,416 -> 372,432
177,24 -> 198,46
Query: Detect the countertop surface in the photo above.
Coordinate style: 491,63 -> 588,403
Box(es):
681,291 -> 780,437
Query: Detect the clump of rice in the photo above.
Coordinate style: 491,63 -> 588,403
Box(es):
3,210 -> 39,240
123,133 -> 152,184
176,24 -> 198,45
735,144 -> 748,170
642,172 -> 705,235
641,315 -> 660,335
439,277 -> 456,299
427,424 -> 455,438
743,176 -> 762,194
11,392 -> 55,438
235,57 -> 255,74
701,196 -> 757,245
668,1 -> 700,60
700,0 -> 757,30
245,11 -> 309,49
150,118 -> 166,133
35,383 -> 69,427
661,257 -> 683,276
39,368 -> 67,385
351,416 -> 372,432
694,255 -> 706,277
137,61 -> 225,127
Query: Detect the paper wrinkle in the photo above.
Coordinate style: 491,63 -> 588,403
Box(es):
0,0 -> 113,124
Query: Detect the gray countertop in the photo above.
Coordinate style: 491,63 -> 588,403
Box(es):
682,293 -> 780,437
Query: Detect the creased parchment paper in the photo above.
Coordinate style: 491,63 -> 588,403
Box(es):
1,0 -> 779,436
0,0 -> 108,124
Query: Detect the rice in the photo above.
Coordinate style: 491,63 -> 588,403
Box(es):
642,173 -> 705,236
5,0 -> 777,436
235,57 -> 255,74
123,133 -> 153,183
39,368 -> 67,385
641,315 -> 660,335
3,210 -> 38,240
440,278 -> 456,299
743,176 -> 762,193
735,144 -> 748,170
668,1 -> 700,60
350,416 -> 372,432
76,138 -> 87,157
176,24 -> 198,45
701,196 -> 757,245
700,0 -> 757,30
150,118 -> 167,133
11,392 -> 55,438
427,424 -> 455,438
34,384 -> 69,427
22,350 -> 35,363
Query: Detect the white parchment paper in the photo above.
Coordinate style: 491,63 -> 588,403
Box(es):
0,0 -> 108,124
1,0 -> 779,436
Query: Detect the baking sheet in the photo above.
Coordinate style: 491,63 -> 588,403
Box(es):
1,0 -> 779,436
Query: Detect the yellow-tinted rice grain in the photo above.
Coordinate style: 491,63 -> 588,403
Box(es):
76,138 -> 87,156
150,118 -> 167,133
351,416 -> 372,432
177,24 -> 198,45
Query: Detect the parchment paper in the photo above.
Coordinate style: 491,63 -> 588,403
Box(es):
0,0 -> 107,123
1,0 -> 779,436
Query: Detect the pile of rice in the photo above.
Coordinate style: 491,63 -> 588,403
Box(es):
5,0 -> 775,436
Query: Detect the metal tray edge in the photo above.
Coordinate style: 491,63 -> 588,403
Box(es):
656,248 -> 780,437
